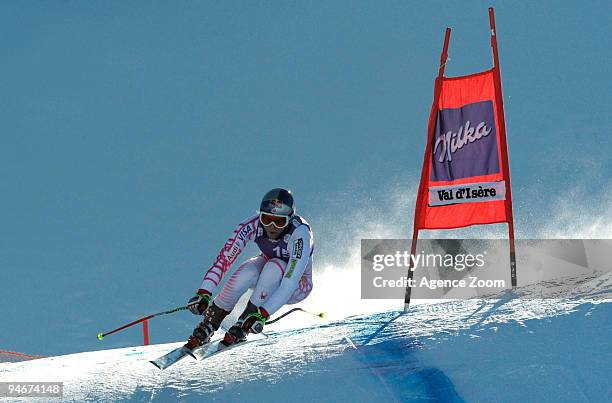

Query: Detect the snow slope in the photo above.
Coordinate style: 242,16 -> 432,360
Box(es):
1,273 -> 610,402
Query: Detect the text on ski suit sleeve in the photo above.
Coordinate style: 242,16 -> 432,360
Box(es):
199,215 -> 258,293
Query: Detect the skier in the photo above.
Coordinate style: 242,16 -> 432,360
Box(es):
185,188 -> 314,350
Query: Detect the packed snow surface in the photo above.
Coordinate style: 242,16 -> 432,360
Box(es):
1,273 -> 610,402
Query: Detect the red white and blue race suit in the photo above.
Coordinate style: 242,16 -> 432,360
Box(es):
199,214 -> 313,316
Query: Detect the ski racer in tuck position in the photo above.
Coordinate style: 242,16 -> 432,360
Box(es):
185,188 -> 314,350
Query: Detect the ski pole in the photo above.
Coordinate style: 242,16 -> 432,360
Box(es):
267,308 -> 325,325
97,304 -> 194,340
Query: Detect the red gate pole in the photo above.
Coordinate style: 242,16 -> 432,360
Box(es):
405,27 -> 452,311
143,319 -> 150,346
489,7 -> 517,287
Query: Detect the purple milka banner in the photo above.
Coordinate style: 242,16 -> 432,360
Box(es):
430,100 -> 500,182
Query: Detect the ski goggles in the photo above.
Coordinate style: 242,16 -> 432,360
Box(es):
259,212 -> 290,229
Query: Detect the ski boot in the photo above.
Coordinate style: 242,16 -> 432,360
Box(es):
218,301 -> 259,349
218,320 -> 248,350
185,303 -> 229,350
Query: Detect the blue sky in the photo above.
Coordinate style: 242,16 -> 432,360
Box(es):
1,1 -> 610,355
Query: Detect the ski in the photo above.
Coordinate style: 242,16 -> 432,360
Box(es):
185,340 -> 220,360
150,335 -> 225,370
189,333 -> 267,361
149,345 -> 192,370
150,332 -> 270,368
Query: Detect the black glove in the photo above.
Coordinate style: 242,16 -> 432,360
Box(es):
187,289 -> 212,315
